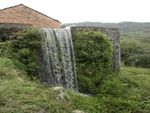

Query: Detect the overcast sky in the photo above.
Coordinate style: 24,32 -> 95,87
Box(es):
0,0 -> 150,23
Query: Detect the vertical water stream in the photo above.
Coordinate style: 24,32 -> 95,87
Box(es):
39,28 -> 77,89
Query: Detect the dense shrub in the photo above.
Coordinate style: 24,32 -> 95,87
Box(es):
121,38 -> 150,68
69,67 -> 150,113
0,28 -> 41,79
99,76 -> 128,98
73,31 -> 113,94
0,41 -> 13,57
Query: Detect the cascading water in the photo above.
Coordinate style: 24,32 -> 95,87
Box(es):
38,28 -> 77,90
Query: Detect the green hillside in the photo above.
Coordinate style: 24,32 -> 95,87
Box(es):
62,22 -> 150,36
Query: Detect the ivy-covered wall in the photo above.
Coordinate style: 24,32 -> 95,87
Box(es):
72,30 -> 113,93
0,23 -> 30,41
71,27 -> 120,71
0,26 -> 41,79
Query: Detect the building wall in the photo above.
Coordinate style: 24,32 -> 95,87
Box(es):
0,5 -> 61,28
0,24 -> 28,41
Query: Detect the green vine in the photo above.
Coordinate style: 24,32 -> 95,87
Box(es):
73,31 -> 113,94
0,28 -> 42,79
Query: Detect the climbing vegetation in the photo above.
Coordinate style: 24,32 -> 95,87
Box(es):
0,28 -> 41,79
73,30 -> 113,94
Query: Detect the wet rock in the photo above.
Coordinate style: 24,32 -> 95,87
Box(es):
73,110 -> 85,113
52,86 -> 70,101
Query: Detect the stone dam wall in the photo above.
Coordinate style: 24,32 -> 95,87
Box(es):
0,25 -> 120,71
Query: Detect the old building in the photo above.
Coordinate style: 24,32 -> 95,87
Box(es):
0,4 -> 61,28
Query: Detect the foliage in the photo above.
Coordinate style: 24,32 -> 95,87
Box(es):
0,58 -> 72,113
0,78 -> 72,113
69,67 -> 150,113
0,41 -> 13,57
68,91 -> 106,113
0,28 -> 42,79
0,56 -> 150,113
73,31 -> 113,94
0,57 -> 28,81
121,37 -> 150,68
1,23 -> 150,113
63,22 -> 150,68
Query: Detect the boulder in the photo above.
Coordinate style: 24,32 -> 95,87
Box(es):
52,86 -> 70,101
73,110 -> 85,113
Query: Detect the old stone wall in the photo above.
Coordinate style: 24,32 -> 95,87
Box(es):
71,27 -> 120,71
0,24 -> 30,41
0,26 -> 120,71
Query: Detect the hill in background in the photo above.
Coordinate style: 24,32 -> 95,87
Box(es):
62,22 -> 150,38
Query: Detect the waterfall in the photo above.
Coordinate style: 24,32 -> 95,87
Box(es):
38,28 -> 77,90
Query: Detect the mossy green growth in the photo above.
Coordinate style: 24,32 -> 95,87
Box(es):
0,56 -> 72,113
121,37 -> 150,68
0,73 -> 72,113
73,31 -> 113,94
0,28 -> 42,79
68,67 -> 150,113
0,56 -> 150,113
0,57 -> 26,80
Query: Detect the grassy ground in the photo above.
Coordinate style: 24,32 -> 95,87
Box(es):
0,57 -> 150,113
69,67 -> 150,113
0,57 -> 72,113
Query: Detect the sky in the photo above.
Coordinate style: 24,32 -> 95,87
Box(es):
0,0 -> 150,23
